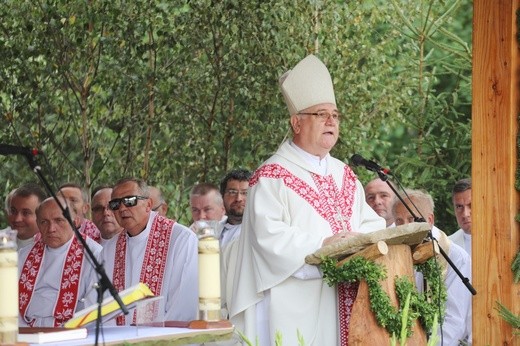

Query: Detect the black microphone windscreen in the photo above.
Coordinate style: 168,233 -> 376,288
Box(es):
350,154 -> 365,166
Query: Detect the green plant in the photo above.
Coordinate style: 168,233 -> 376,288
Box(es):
321,255 -> 446,339
237,329 -> 306,346
496,302 -> 520,336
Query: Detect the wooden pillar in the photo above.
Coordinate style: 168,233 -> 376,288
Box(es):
472,0 -> 520,344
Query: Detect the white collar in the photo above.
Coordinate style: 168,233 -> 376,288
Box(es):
289,140 -> 329,175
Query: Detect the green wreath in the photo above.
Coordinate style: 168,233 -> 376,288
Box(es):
320,256 -> 447,338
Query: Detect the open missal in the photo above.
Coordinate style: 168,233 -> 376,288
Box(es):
18,327 -> 88,344
64,282 -> 155,328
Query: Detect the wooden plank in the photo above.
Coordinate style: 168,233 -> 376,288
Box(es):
472,0 -> 520,344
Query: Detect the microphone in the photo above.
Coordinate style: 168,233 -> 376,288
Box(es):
0,144 -> 40,157
350,154 -> 390,175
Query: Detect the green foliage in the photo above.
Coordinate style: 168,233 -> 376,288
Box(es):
414,259 -> 447,328
321,256 -> 446,339
237,329 -> 306,346
496,302 -> 520,335
512,251 -> 520,284
0,0 -> 472,228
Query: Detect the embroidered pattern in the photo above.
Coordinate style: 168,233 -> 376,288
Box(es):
251,163 -> 357,232
251,163 -> 359,346
19,238 -> 84,327
80,219 -> 101,243
113,214 -> 174,325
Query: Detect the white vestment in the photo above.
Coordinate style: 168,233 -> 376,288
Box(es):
228,141 -> 385,345
448,228 -> 472,345
449,229 -> 471,257
220,223 -> 241,252
416,227 -> 472,346
18,237 -> 102,327
101,211 -> 199,323
17,235 -> 37,250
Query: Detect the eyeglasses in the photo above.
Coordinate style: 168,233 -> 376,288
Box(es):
92,205 -> 111,214
225,189 -> 248,197
297,111 -> 341,122
152,203 -> 164,212
108,195 -> 148,211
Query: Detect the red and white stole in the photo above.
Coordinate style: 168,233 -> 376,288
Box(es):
80,219 -> 101,243
251,163 -> 358,346
19,237 -> 84,327
113,214 -> 174,325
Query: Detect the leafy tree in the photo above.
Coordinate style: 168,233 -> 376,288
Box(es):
0,0 -> 471,229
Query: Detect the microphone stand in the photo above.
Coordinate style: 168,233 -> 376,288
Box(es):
376,170 -> 476,296
23,154 -> 129,345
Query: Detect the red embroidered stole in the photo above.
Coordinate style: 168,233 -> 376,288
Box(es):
113,214 -> 174,325
80,219 -> 101,243
18,237 -> 84,327
251,163 -> 358,346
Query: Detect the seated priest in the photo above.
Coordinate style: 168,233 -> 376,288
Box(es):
18,197 -> 102,327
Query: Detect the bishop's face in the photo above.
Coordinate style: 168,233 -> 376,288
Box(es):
291,103 -> 340,159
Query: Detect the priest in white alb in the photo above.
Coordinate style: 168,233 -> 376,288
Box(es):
18,197 -> 102,327
227,54 -> 385,345
102,178 -> 198,324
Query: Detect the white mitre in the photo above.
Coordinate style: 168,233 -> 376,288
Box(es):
279,54 -> 336,115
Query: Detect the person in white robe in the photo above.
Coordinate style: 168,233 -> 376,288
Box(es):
6,184 -> 46,250
102,178 -> 198,324
392,189 -> 472,346
364,178 -> 397,228
18,197 -> 102,327
90,186 -> 123,245
448,178 -> 472,256
227,54 -> 385,346
448,178 -> 472,344
59,183 -> 101,243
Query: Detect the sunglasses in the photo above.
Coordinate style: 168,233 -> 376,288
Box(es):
108,195 -> 148,211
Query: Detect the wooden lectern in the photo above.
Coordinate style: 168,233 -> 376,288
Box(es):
306,222 -> 437,345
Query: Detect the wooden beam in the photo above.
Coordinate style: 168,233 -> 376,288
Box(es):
472,0 -> 520,344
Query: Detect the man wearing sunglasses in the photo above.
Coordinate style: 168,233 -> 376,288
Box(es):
101,178 -> 198,324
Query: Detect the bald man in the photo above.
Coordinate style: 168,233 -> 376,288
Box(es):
391,189 -> 471,345
91,186 -> 123,244
18,197 -> 101,327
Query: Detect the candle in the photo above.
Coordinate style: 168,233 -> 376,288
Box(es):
0,230 -> 17,344
198,236 -> 221,321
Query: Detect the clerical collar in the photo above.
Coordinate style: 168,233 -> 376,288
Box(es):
290,140 -> 329,175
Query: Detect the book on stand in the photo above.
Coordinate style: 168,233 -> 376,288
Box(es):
64,282 -> 155,328
18,327 -> 88,344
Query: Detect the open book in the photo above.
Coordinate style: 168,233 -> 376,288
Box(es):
64,282 -> 155,328
18,327 -> 88,344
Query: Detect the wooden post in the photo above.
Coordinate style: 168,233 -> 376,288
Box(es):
349,244 -> 426,345
472,0 -> 520,344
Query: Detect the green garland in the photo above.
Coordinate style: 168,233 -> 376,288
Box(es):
320,256 -> 447,338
